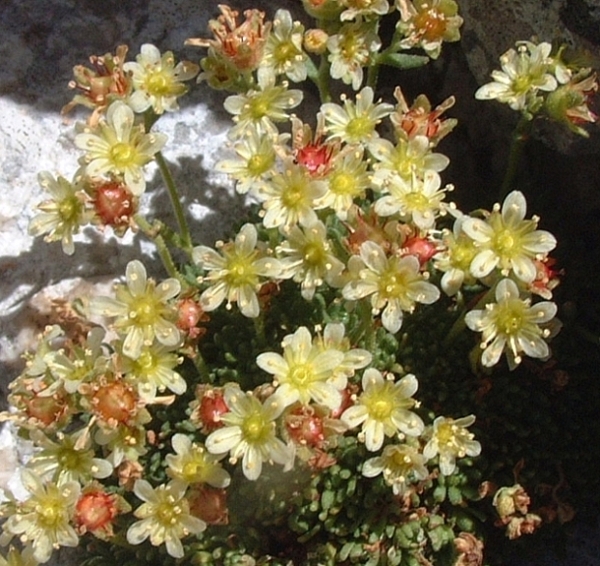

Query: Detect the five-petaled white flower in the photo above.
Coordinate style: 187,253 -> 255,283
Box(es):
423,415 -> 481,476
259,9 -> 308,83
165,433 -> 231,487
205,386 -> 292,480
255,163 -> 328,230
277,221 -> 345,300
193,223 -> 283,318
362,442 -> 429,495
321,86 -> 394,147
475,41 -> 558,113
342,241 -> 440,333
89,259 -> 181,359
465,278 -> 557,368
3,469 -> 80,564
341,368 -> 424,451
127,479 -> 206,558
257,326 -> 346,410
28,172 -> 91,255
224,71 -> 303,139
75,101 -> 167,195
327,21 -> 381,90
461,190 -> 557,283
370,135 -> 449,185
124,43 -> 199,115
374,170 -> 450,230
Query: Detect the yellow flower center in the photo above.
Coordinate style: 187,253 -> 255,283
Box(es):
378,268 -> 410,301
57,446 -> 85,471
39,500 -> 64,527
274,42 -> 297,64
110,142 -> 138,169
363,381 -> 398,420
403,191 -> 430,211
242,414 -> 269,442
248,93 -> 275,120
288,362 -> 315,387
330,171 -> 358,196
247,153 -> 274,176
493,299 -> 528,336
136,350 -> 158,372
450,238 -> 476,270
145,70 -> 176,96
156,500 -> 182,525
436,421 -> 456,447
131,294 -> 163,326
302,242 -> 327,267
225,254 -> 258,287
492,228 -> 520,257
345,116 -> 373,140
281,182 -> 307,209
58,196 -> 81,222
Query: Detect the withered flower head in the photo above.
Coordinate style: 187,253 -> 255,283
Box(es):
62,45 -> 133,125
186,5 -> 271,72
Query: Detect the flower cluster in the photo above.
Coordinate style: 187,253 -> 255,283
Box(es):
5,3 -> 596,566
475,39 -> 598,131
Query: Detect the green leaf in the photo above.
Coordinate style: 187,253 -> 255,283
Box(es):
378,52 -> 430,70
448,485 -> 464,505
321,489 -> 335,510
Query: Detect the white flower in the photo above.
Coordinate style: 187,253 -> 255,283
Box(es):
256,326 -> 346,410
423,415 -> 481,475
89,260 -> 181,359
321,87 -> 394,147
120,341 -> 185,401
255,163 -> 328,230
124,43 -> 199,114
165,434 -> 231,487
215,130 -> 282,195
369,135 -> 449,185
461,191 -> 557,283
342,241 -> 440,333
374,170 -> 450,230
28,172 -> 91,255
27,429 -> 113,484
465,278 -> 557,368
315,322 -> 372,379
475,41 -> 558,113
327,21 -> 381,90
127,479 -> 205,558
433,215 -> 478,296
259,9 -> 308,82
313,145 -> 371,220
3,470 -> 80,563
224,71 -> 303,139
341,368 -> 424,451
75,101 -> 167,195
193,223 -> 283,318
44,326 -> 107,394
205,387 -> 292,480
277,221 -> 345,300
362,442 -> 429,495
340,0 -> 390,21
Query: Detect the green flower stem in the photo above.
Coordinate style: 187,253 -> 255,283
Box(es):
253,314 -> 267,350
317,54 -> 332,104
134,214 -> 186,286
192,348 -> 210,379
499,115 -> 533,200
155,151 -> 193,254
366,63 -> 380,90
444,285 -> 497,347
